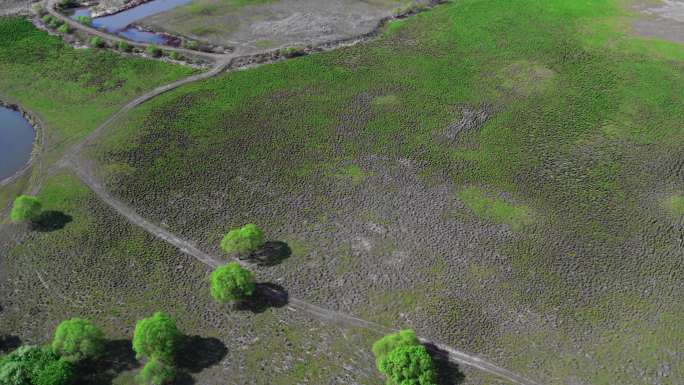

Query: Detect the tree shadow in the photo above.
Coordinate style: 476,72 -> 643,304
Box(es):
176,335 -> 228,374
246,241 -> 292,266
32,211 -> 73,232
0,335 -> 21,353
234,282 -> 289,314
424,343 -> 466,385
74,339 -> 139,385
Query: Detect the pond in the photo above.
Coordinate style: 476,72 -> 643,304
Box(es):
0,106 -> 35,182
71,0 -> 191,44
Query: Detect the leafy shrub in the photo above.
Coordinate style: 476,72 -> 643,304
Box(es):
281,46 -> 305,58
132,312 -> 181,365
10,195 -> 42,222
89,36 -> 104,48
210,262 -> 256,303
220,223 -> 264,256
146,45 -> 162,57
41,15 -> 52,24
57,23 -> 71,34
58,0 -> 77,9
372,329 -> 420,369
379,345 -> 436,385
117,41 -> 132,52
136,357 -> 175,385
372,330 -> 436,385
52,318 -> 106,363
75,15 -> 92,26
0,346 -> 74,385
181,40 -> 198,50
169,51 -> 182,60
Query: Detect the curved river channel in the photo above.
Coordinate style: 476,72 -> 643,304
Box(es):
0,106 -> 35,182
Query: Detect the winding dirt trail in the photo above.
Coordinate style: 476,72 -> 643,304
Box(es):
22,4 -> 545,384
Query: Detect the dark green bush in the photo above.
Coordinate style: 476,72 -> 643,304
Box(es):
89,36 -> 104,48
146,45 -> 162,57
57,23 -> 71,34
169,51 -> 182,60
117,41 -> 132,52
0,346 -> 74,385
75,15 -> 92,26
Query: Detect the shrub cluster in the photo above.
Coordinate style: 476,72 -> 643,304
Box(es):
372,330 -> 436,385
146,45 -> 162,57
0,318 -> 104,385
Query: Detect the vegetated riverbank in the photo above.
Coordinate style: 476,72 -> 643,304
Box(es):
0,16 -> 194,214
90,0 -> 684,383
0,100 -> 42,187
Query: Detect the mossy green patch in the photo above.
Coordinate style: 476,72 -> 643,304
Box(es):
458,187 -> 532,230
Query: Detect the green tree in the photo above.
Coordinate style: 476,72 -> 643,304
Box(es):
136,357 -> 175,385
210,262 -> 256,303
0,346 -> 74,385
378,345 -> 436,385
132,313 -> 181,365
52,318 -> 106,363
57,23 -> 71,34
372,329 -> 420,369
10,195 -> 42,223
220,224 -> 264,256
146,45 -> 162,57
118,41 -> 131,52
75,15 -> 91,26
89,36 -> 104,48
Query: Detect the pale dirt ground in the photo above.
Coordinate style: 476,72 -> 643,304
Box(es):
140,0 -> 433,55
633,0 -> 684,43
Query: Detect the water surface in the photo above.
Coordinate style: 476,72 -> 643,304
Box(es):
71,0 -> 190,44
0,106 -> 35,181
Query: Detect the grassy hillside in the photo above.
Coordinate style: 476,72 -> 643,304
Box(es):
84,0 -> 684,383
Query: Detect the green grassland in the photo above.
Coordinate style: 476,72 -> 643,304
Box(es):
89,0 -> 684,383
0,17 -> 194,161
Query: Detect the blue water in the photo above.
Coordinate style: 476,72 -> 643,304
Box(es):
71,0 -> 190,44
0,107 -> 35,181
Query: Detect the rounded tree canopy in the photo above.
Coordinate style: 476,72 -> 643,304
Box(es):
379,344 -> 436,385
220,224 -> 264,256
372,329 -> 420,370
210,262 -> 256,303
52,318 -> 106,363
132,312 -> 181,365
10,195 -> 42,223
136,357 -> 176,385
